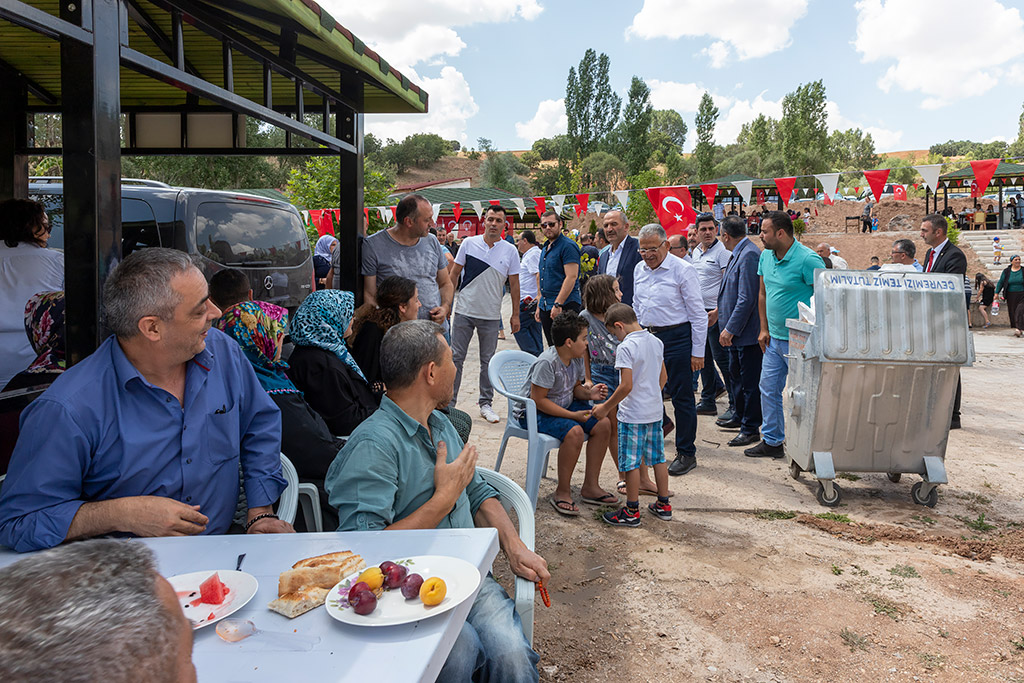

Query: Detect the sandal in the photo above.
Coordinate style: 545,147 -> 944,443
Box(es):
581,492 -> 619,506
549,496 -> 580,517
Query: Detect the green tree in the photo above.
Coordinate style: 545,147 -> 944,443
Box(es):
565,49 -> 621,159
286,156 -> 394,234
1010,103 -> 1024,157
579,151 -> 626,191
694,92 -> 719,180
532,136 -> 567,160
530,161 -> 570,196
478,137 -> 531,195
364,133 -> 383,156
828,128 -> 878,171
520,150 -> 542,169
779,80 -> 829,175
378,133 -> 450,173
613,76 -> 654,176
739,114 -> 775,173
625,169 -> 665,227
649,109 -> 687,159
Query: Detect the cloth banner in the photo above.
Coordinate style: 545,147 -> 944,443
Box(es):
756,189 -> 766,205
469,201 -> 483,219
511,197 -> 526,218
431,203 -> 442,223
574,193 -> 589,217
645,186 -> 696,237
452,201 -> 463,223
732,180 -> 753,205
612,190 -> 630,210
551,194 -> 566,214
699,184 -> 718,207
436,215 -> 516,239
814,173 -> 840,200
863,168 -> 890,204
774,177 -> 797,207
912,163 -> 942,194
894,185 -> 907,201
970,159 -> 1000,198
533,196 -> 546,216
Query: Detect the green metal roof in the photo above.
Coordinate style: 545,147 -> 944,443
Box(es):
687,174 -> 779,192
938,161 -> 1024,181
391,187 -> 541,218
2,1 -> 427,114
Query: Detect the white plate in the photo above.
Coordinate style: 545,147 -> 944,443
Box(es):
168,569 -> 259,630
326,555 -> 481,627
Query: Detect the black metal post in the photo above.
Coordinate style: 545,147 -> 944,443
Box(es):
338,68 -> 364,300
998,185 -> 1004,229
0,71 -> 29,200
61,0 -> 122,364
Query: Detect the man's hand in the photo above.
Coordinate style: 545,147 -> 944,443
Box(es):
509,314 -> 521,334
571,409 -> 592,423
691,356 -> 705,372
121,496 -> 209,537
591,401 -> 612,421
758,329 -> 770,353
708,308 -> 719,327
247,517 -> 295,534
720,328 -> 734,347
534,307 -> 541,323
589,383 -> 608,401
433,441 -> 478,505
429,304 -> 448,323
505,545 -> 550,584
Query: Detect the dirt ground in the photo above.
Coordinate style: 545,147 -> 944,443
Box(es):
453,298 -> 1024,683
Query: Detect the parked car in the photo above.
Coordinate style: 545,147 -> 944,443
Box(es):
30,180 -> 314,311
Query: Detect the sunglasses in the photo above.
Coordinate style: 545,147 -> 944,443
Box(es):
540,221 -> 559,228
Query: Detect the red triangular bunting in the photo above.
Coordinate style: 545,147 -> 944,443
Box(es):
970,158 -> 1000,197
574,193 -> 589,217
912,183 -> 918,189
700,184 -> 718,207
452,201 -> 462,223
774,177 -> 797,207
854,186 -> 860,193
363,207 -> 369,226
488,199 -> 500,206
532,197 -> 546,217
863,169 -> 890,203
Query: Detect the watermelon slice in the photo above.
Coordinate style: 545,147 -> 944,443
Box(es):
199,573 -> 229,605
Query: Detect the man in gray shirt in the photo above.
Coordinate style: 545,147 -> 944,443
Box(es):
362,194 -> 454,335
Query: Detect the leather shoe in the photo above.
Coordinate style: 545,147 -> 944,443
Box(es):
728,432 -> 760,447
695,402 -> 717,415
668,454 -> 697,476
717,418 -> 742,429
744,440 -> 785,458
949,417 -> 962,430
715,408 -> 735,424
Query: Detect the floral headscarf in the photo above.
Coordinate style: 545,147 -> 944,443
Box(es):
314,235 -> 337,259
24,291 -> 65,374
215,301 -> 299,395
253,300 -> 289,339
289,290 -> 366,381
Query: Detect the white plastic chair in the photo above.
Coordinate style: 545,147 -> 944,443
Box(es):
475,467 -> 536,646
488,349 -> 585,509
276,453 -> 324,532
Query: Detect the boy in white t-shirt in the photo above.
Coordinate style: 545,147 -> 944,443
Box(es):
592,303 -> 670,526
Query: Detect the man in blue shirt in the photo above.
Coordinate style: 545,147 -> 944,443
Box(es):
536,210 -> 582,346
0,248 -> 291,552
326,320 -> 547,682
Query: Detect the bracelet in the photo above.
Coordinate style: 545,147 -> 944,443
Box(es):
244,512 -> 279,531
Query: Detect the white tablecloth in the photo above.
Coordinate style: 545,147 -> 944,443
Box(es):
0,528 -> 499,683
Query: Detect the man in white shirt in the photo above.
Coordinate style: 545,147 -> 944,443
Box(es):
448,206 -> 521,423
829,247 -> 848,270
633,224 -> 707,476
879,239 -> 920,272
690,213 -> 733,420
513,230 -> 543,356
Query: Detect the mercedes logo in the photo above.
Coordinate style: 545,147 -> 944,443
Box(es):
263,275 -> 274,291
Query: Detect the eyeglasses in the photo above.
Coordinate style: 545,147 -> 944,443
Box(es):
669,244 -> 686,251
638,241 -> 666,254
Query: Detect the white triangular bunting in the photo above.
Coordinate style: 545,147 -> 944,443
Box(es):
814,173 -> 840,200
379,207 -> 390,223
912,163 -> 942,194
612,190 -> 630,209
511,197 -> 526,218
943,181 -> 950,188
431,203 -> 442,223
731,180 -> 753,205
1012,177 -> 1019,184
552,194 -> 566,214
801,188 -> 810,196
469,201 -> 483,219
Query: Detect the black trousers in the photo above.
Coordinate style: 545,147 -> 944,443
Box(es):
700,320 -> 732,408
539,301 -> 582,346
727,344 -> 764,435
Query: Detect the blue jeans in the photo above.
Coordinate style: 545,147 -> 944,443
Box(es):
513,306 -> 544,356
519,399 -> 598,442
653,323 -> 696,457
437,575 -> 539,683
700,320 -> 732,409
758,338 -> 789,447
728,344 -> 763,435
590,362 -> 620,392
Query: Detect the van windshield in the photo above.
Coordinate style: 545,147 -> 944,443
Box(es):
196,201 -> 309,268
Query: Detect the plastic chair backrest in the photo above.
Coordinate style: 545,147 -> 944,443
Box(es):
277,453 -> 299,525
488,350 -> 536,423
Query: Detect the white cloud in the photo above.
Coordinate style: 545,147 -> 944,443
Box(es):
648,80 -> 733,113
515,99 -> 567,144
647,80 -> 779,148
825,101 -> 903,151
854,0 -> 1024,108
365,67 -> 479,143
716,94 -> 785,147
627,0 -> 809,67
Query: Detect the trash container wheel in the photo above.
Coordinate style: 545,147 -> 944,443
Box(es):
815,481 -> 842,507
911,481 -> 938,508
789,461 -> 802,480
886,473 -> 902,484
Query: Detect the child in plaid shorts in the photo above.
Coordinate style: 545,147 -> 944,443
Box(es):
591,303 -> 671,526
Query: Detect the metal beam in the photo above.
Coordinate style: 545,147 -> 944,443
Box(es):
0,56 -> 57,105
124,0 -> 202,79
120,46 -> 356,153
0,0 -> 93,44
24,146 -> 341,157
0,71 -> 29,200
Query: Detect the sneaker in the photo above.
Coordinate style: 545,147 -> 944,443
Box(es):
603,506 -> 641,527
479,404 -> 500,423
647,500 -> 672,521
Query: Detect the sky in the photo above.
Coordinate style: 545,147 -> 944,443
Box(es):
319,0 -> 1024,155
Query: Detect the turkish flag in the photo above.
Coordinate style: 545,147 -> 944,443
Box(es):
894,185 -> 907,201
646,186 -> 696,237
452,201 -> 463,223
863,169 -> 890,203
532,196 -> 546,217
700,184 -> 718,207
970,158 -> 1000,197
774,177 -> 797,207
757,189 -> 766,205
574,193 -> 589,217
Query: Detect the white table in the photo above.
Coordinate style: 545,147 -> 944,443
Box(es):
0,528 -> 498,683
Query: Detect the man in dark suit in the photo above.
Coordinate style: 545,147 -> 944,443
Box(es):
597,210 -> 642,305
716,216 -> 763,446
921,213 -> 967,429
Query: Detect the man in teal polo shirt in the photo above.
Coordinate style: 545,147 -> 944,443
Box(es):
745,211 -> 825,459
326,319 -> 547,682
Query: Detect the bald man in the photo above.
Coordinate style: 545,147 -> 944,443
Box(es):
596,210 -> 642,305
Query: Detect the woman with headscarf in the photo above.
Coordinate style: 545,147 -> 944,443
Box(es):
313,235 -> 338,290
287,290 -> 379,435
996,254 -> 1024,337
214,299 -> 341,529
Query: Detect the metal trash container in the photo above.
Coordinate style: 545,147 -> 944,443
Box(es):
784,269 -> 974,508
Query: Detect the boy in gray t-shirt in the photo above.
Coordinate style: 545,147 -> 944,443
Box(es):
515,312 -> 617,516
